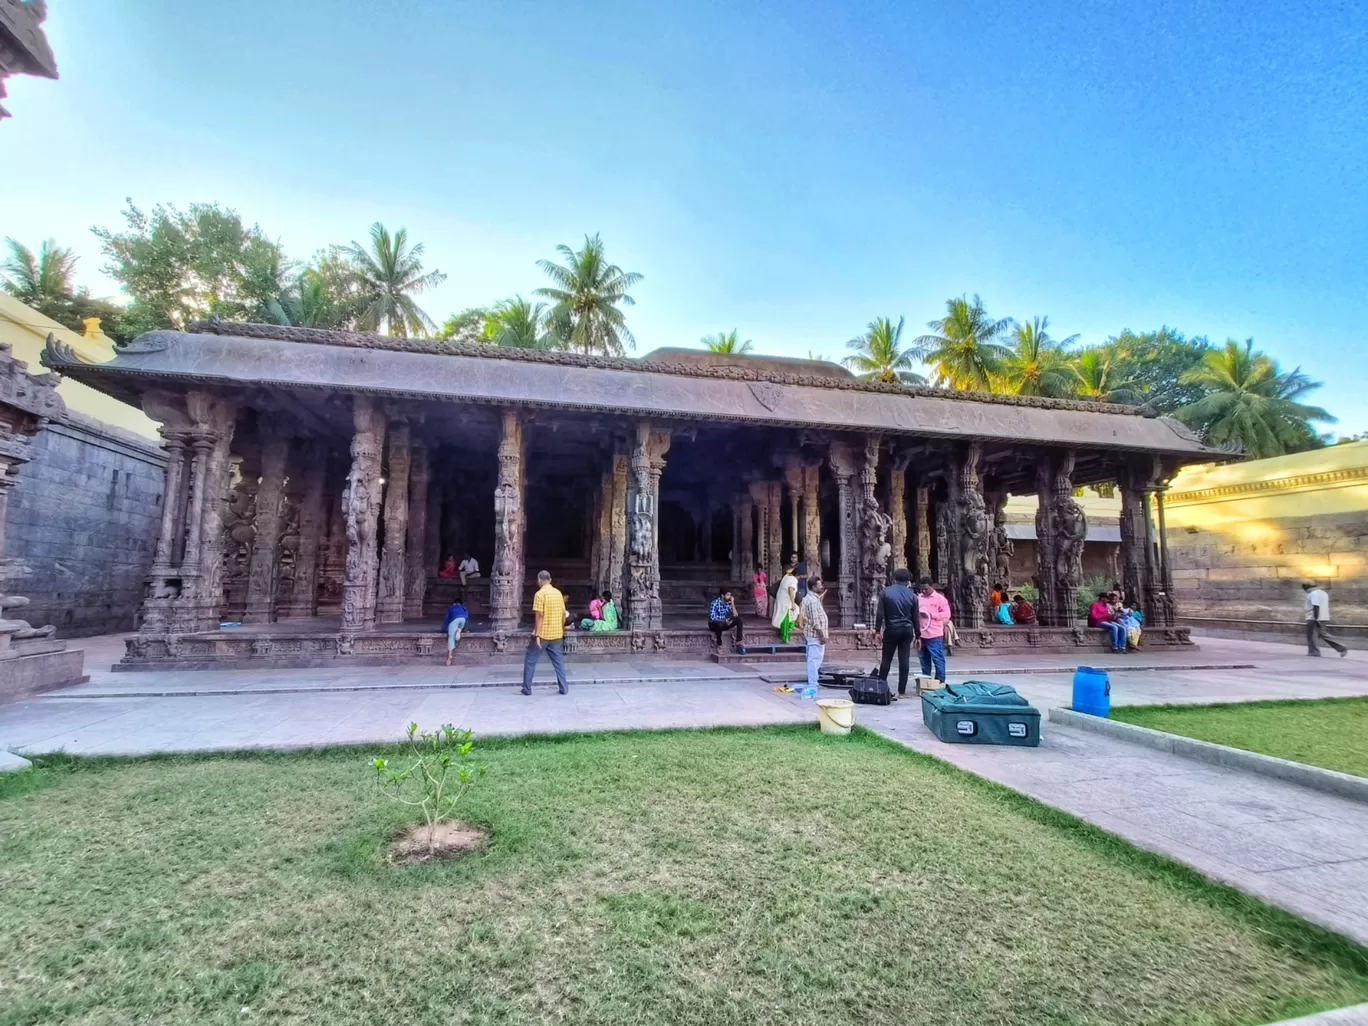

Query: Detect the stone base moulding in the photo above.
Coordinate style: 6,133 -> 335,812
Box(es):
0,637 -> 87,705
115,625 -> 1196,671
1048,706 -> 1368,805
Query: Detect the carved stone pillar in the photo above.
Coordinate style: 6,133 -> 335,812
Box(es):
1035,450 -> 1085,626
986,487 -> 1013,592
952,443 -> 990,629
606,451 -> 627,605
748,482 -> 770,586
783,462 -> 802,566
166,392 -> 238,634
341,397 -> 387,634
149,433 -> 188,574
590,466 -> 610,591
243,429 -> 290,624
423,476 -> 442,589
738,493 -> 755,586
828,442 -> 859,626
801,464 -> 821,577
626,422 -> 670,631
375,419 -> 411,624
889,452 -> 910,571
282,449 -> 325,618
730,504 -> 742,582
490,410 -> 526,633
1155,486 -> 1176,626
914,485 -> 932,581
766,482 -> 782,585
856,436 -> 892,626
1119,456 -> 1171,626
402,439 -> 429,620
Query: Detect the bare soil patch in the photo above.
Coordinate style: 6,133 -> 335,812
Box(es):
387,821 -> 487,865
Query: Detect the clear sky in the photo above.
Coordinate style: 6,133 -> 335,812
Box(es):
3,0 -> 1365,431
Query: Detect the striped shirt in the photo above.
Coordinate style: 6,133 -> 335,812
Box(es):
532,584 -> 567,641
800,592 -> 829,641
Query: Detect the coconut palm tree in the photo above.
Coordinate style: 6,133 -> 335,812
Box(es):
346,223 -> 446,336
842,316 -> 926,384
535,234 -> 642,356
1175,339 -> 1333,457
486,296 -> 548,348
702,330 -> 754,354
1069,346 -> 1144,404
997,316 -> 1078,396
914,295 -> 1011,389
1,237 -> 77,309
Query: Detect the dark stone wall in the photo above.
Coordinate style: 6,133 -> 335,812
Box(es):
4,417 -> 165,637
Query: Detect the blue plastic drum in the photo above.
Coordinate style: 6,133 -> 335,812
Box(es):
1072,666 -> 1111,717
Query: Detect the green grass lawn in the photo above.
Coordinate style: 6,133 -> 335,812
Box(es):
3,727 -> 1367,1026
1112,697 -> 1368,778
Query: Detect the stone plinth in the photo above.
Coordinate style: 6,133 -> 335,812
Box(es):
0,633 -> 87,703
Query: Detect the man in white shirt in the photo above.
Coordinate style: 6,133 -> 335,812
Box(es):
458,554 -> 480,586
1302,582 -> 1348,657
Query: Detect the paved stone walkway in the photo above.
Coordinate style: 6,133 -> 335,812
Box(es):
3,632 -> 1368,946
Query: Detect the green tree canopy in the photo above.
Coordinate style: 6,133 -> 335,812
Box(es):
1176,339 -> 1333,457
535,234 -> 642,356
702,330 -> 754,354
1069,347 -> 1144,403
93,200 -> 288,333
843,316 -> 926,384
486,296 -> 549,348
997,316 -> 1077,397
3,237 -> 133,342
346,223 -> 446,337
915,295 -> 1011,389
1106,327 -> 1211,413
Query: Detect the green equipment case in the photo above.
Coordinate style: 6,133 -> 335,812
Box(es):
921,681 -> 1041,747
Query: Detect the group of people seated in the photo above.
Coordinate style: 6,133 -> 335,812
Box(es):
989,584 -> 1038,625
437,553 -> 482,585
1088,591 -> 1144,652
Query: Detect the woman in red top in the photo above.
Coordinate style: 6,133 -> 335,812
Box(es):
1088,594 -> 1127,652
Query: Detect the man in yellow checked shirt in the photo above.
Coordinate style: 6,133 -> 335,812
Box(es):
521,570 -> 570,695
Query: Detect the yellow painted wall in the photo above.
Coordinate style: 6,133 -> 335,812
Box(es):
1164,443 -> 1368,621
0,292 -> 161,440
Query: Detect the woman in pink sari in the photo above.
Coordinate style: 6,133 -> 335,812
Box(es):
752,568 -> 769,618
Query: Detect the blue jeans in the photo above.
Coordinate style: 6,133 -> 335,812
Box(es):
805,637 -> 825,689
522,638 -> 568,694
919,636 -> 946,682
445,617 -> 466,650
1097,622 -> 1126,650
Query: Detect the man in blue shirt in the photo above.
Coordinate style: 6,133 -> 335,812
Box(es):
441,599 -> 469,666
708,587 -> 744,649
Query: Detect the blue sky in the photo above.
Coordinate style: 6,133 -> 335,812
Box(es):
3,0 -> 1365,431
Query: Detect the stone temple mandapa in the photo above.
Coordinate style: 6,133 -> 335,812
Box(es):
43,321 -> 1224,668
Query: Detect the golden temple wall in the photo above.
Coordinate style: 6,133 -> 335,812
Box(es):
1165,441 -> 1368,628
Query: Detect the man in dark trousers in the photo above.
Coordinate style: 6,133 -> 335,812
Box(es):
875,568 -> 920,698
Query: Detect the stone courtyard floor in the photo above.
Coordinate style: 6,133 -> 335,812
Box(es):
4,632 -> 1368,948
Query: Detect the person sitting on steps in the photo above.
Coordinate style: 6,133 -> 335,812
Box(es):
708,587 -> 744,649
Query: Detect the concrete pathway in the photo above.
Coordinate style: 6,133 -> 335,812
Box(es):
4,631 -> 1368,946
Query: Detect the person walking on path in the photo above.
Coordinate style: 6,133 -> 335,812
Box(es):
441,598 -> 468,667
1303,582 -> 1349,657
874,568 -> 921,698
521,570 -> 570,695
916,577 -> 952,684
799,577 -> 830,690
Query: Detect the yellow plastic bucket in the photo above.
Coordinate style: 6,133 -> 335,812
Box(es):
815,698 -> 854,736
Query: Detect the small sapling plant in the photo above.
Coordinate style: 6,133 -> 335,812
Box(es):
373,722 -> 487,853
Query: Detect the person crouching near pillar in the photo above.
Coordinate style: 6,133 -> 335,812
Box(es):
799,577 -> 830,691
521,570 -> 569,695
441,598 -> 469,667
